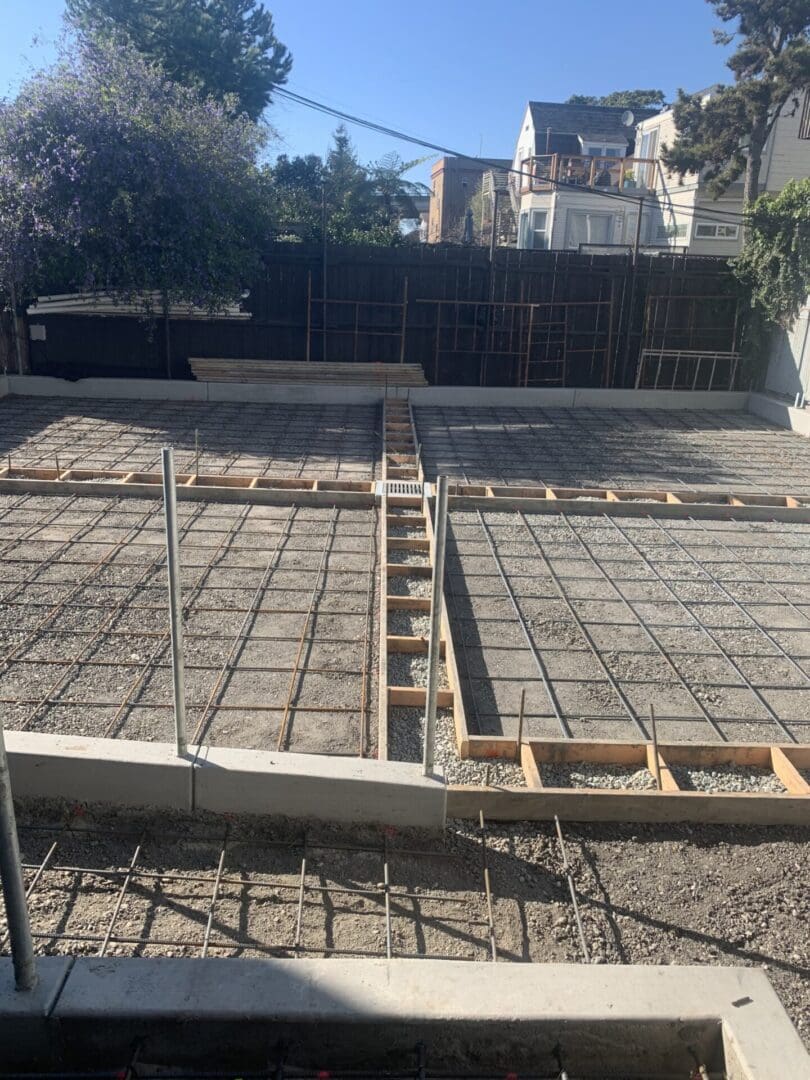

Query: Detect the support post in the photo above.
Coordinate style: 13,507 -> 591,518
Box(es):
633,196 -> 645,262
161,447 -> 188,757
423,475 -> 449,776
0,717 -> 38,991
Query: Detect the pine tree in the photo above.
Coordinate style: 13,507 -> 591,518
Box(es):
662,0 -> 810,204
66,0 -> 292,120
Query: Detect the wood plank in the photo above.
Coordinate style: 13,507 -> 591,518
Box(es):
521,743 -> 543,788
389,686 -> 454,708
648,746 -> 680,791
446,787 -> 810,826
386,595 -> 431,611
387,635 -> 446,657
771,747 -> 810,794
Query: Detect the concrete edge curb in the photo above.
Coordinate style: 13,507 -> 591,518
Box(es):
4,375 -> 754,411
748,392 -> 810,438
0,958 -> 806,1077
4,731 -> 447,829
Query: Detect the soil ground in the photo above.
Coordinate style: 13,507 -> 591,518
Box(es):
3,797 -> 808,1047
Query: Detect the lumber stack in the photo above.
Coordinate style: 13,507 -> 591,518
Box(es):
189,359 -> 427,386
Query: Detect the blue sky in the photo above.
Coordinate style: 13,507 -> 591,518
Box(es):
0,0 -> 733,184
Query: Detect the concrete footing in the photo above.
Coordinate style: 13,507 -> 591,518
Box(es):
0,957 -> 805,1077
4,374 -> 752,411
4,731 -> 447,828
749,391 -> 810,437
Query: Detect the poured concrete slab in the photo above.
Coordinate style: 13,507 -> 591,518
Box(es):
0,956 -> 74,1070
8,957 -> 801,1077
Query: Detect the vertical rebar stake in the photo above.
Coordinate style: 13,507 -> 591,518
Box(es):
161,447 -> 187,757
649,702 -> 662,791
0,718 -> 38,991
423,475 -> 449,776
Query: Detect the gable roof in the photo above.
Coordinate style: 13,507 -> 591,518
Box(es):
527,101 -> 659,155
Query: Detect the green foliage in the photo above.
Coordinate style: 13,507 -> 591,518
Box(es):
734,178 -> 810,325
662,0 -> 810,203
566,90 -> 665,109
66,0 -> 291,120
0,38 -> 269,309
264,126 -> 429,246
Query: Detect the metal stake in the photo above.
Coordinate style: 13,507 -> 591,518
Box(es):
0,717 -> 38,991
516,686 -> 526,763
194,428 -> 200,482
423,475 -> 449,776
161,447 -> 187,757
649,702 -> 662,791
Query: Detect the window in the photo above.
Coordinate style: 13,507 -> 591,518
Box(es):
526,209 -> 549,249
655,223 -> 687,239
564,210 -> 615,249
583,142 -> 625,158
694,222 -> 740,240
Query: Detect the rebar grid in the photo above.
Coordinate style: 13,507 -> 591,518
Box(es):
0,496 -> 378,756
5,811 -> 501,963
0,398 -> 381,481
446,510 -> 810,744
414,407 -> 810,494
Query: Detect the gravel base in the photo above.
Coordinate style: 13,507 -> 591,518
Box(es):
388,653 -> 449,689
388,526 -> 424,538
540,763 -> 657,790
388,611 -> 431,637
387,551 -> 430,566
388,708 -> 525,787
671,765 -> 787,793
387,577 -> 430,597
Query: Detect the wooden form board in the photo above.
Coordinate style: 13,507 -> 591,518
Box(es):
447,738 -> 810,824
447,482 -> 810,523
0,467 -> 376,508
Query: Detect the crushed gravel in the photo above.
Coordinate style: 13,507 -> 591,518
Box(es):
388,611 -> 431,637
671,764 -> 787,793
388,708 -> 525,786
387,577 -> 430,597
540,763 -> 657,790
387,551 -> 430,566
388,652 -> 449,689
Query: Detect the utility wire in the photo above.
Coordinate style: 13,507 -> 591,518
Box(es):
273,84 -> 750,225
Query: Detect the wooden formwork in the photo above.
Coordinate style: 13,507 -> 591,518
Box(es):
0,466 -> 376,507
448,739 -> 810,824
447,481 -> 810,523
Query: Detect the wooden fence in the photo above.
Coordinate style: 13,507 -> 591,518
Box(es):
20,245 -> 745,388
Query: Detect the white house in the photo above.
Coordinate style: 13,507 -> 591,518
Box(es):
510,100 -> 660,252
637,88 -> 810,256
512,92 -> 810,255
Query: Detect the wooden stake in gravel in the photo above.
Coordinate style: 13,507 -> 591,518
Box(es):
649,702 -> 662,791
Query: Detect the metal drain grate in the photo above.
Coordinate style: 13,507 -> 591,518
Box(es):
375,480 -> 427,498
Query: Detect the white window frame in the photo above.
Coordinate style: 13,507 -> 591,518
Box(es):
694,221 -> 740,240
527,208 -> 549,249
579,138 -> 626,158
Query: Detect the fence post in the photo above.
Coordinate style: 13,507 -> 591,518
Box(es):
161,447 -> 188,757
423,475 -> 449,777
0,717 -> 37,991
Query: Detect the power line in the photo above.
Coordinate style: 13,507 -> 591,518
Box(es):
273,84 -> 749,225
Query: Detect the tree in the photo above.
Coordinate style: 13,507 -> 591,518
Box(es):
0,39 -> 268,318
734,178 -> 810,325
66,0 -> 291,120
662,1 -> 810,204
566,90 -> 666,110
264,127 -> 429,245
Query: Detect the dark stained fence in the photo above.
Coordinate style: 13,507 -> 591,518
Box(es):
26,245 -> 744,388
